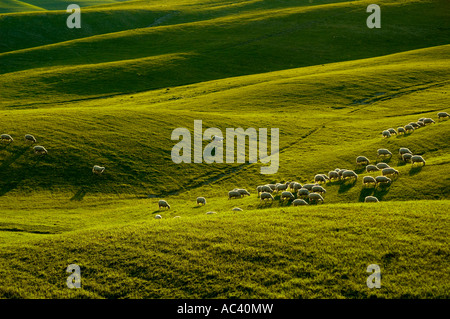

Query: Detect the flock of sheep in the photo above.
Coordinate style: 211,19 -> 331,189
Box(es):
155,113 -> 447,217
0,133 -> 105,175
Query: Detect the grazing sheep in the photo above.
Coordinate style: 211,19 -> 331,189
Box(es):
423,118 -> 435,125
377,148 -> 392,159
308,193 -> 324,204
366,164 -> 379,173
228,190 -> 241,199
260,192 -> 274,202
382,130 -> 391,138
342,170 -> 358,180
312,185 -> 326,194
382,167 -> 399,177
197,197 -> 206,205
411,155 -> 426,166
289,182 -> 303,193
337,169 -> 348,177
0,134 -> 13,143
356,156 -> 370,166
24,134 -> 37,143
206,211 -> 216,215
362,176 -> 377,187
92,165 -> 105,175
397,127 -> 406,135
280,191 -> 295,201
314,174 -> 328,184
418,118 -> 425,122
387,128 -> 397,135
302,183 -> 316,191
237,189 -> 250,197
417,121 -> 425,127
375,175 -> 391,186
261,185 -> 273,193
376,162 -> 390,169
437,112 -> 449,120
364,196 -> 379,203
275,182 -> 289,192
297,188 -> 310,198
232,207 -> 243,211
398,147 -> 412,156
404,124 -> 414,133
268,184 -> 277,191
33,145 -> 48,155
401,153 -> 413,162
293,199 -> 308,206
408,122 -> 420,129
328,170 -> 340,181
155,214 -> 162,219
158,200 -> 170,209
256,185 -> 263,195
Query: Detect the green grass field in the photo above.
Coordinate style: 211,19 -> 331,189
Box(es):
0,0 -> 449,299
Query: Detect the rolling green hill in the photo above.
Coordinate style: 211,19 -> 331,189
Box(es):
0,0 -> 448,299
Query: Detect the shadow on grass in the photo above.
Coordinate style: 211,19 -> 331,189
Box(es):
409,165 -> 423,176
70,187 -> 88,201
373,186 -> 390,200
338,180 -> 357,193
358,187 -> 375,202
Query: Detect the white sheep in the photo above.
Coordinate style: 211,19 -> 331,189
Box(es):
1,134 -> 13,143
237,189 -> 250,197
362,176 -> 377,187
297,188 -> 310,198
401,153 -> 413,162
328,170 -> 340,181
289,182 -> 303,193
382,167 -> 399,177
364,196 -> 379,203
232,207 -> 243,211
33,145 -> 48,155
158,200 -> 170,209
314,174 -> 328,184
302,183 -> 316,191
398,147 -> 412,156
260,192 -> 274,202
155,214 -> 162,219
92,165 -> 105,175
292,199 -> 308,206
308,193 -> 324,204
423,118 -> 435,125
261,185 -> 273,193
387,128 -> 397,135
356,156 -> 370,166
376,162 -> 390,169
382,130 -> 391,138
397,127 -> 406,135
408,122 -> 420,129
228,190 -> 241,199
404,124 -> 414,133
437,112 -> 449,120
24,134 -> 37,143
197,197 -> 206,205
377,148 -> 392,159
375,175 -> 391,186
312,185 -> 326,194
411,155 -> 426,166
275,183 -> 289,192
342,170 -> 358,180
280,191 -> 295,201
366,165 -> 379,173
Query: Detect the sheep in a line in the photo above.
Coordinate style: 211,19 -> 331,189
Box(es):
289,182 -> 303,193
308,193 -> 324,204
275,182 -> 289,193
366,164 -> 379,173
387,128 -> 397,135
280,191 -> 295,201
404,124 -> 414,134
377,148 -> 392,159
375,175 -> 391,186
328,170 -> 340,181
260,192 -> 274,202
312,185 -> 326,194
362,176 -> 377,187
397,127 -> 406,135
293,199 -> 308,206
1,134 -> 13,143
197,197 -> 206,206
408,122 -> 420,129
411,155 -> 426,166
33,145 -> 48,155
314,174 -> 328,184
92,165 -> 105,175
158,200 -> 170,209
376,162 -> 390,169
297,188 -> 310,199
398,147 -> 412,157
416,121 -> 425,127
236,189 -> 250,197
342,170 -> 358,181
364,196 -> 379,203
437,112 -> 449,120
25,134 -> 37,143
382,167 -> 399,178
302,183 -> 316,191
228,190 -> 241,200
356,156 -> 370,166
401,153 -> 413,163
382,130 -> 391,138
423,118 -> 435,125
260,185 -> 274,194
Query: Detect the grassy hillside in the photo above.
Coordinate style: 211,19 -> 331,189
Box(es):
0,0 -> 44,13
0,0 -> 448,299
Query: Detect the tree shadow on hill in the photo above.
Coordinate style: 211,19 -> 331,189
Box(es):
373,186 -> 390,201
0,146 -> 30,170
409,166 -> 423,176
358,187 -> 375,202
338,180 -> 357,194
